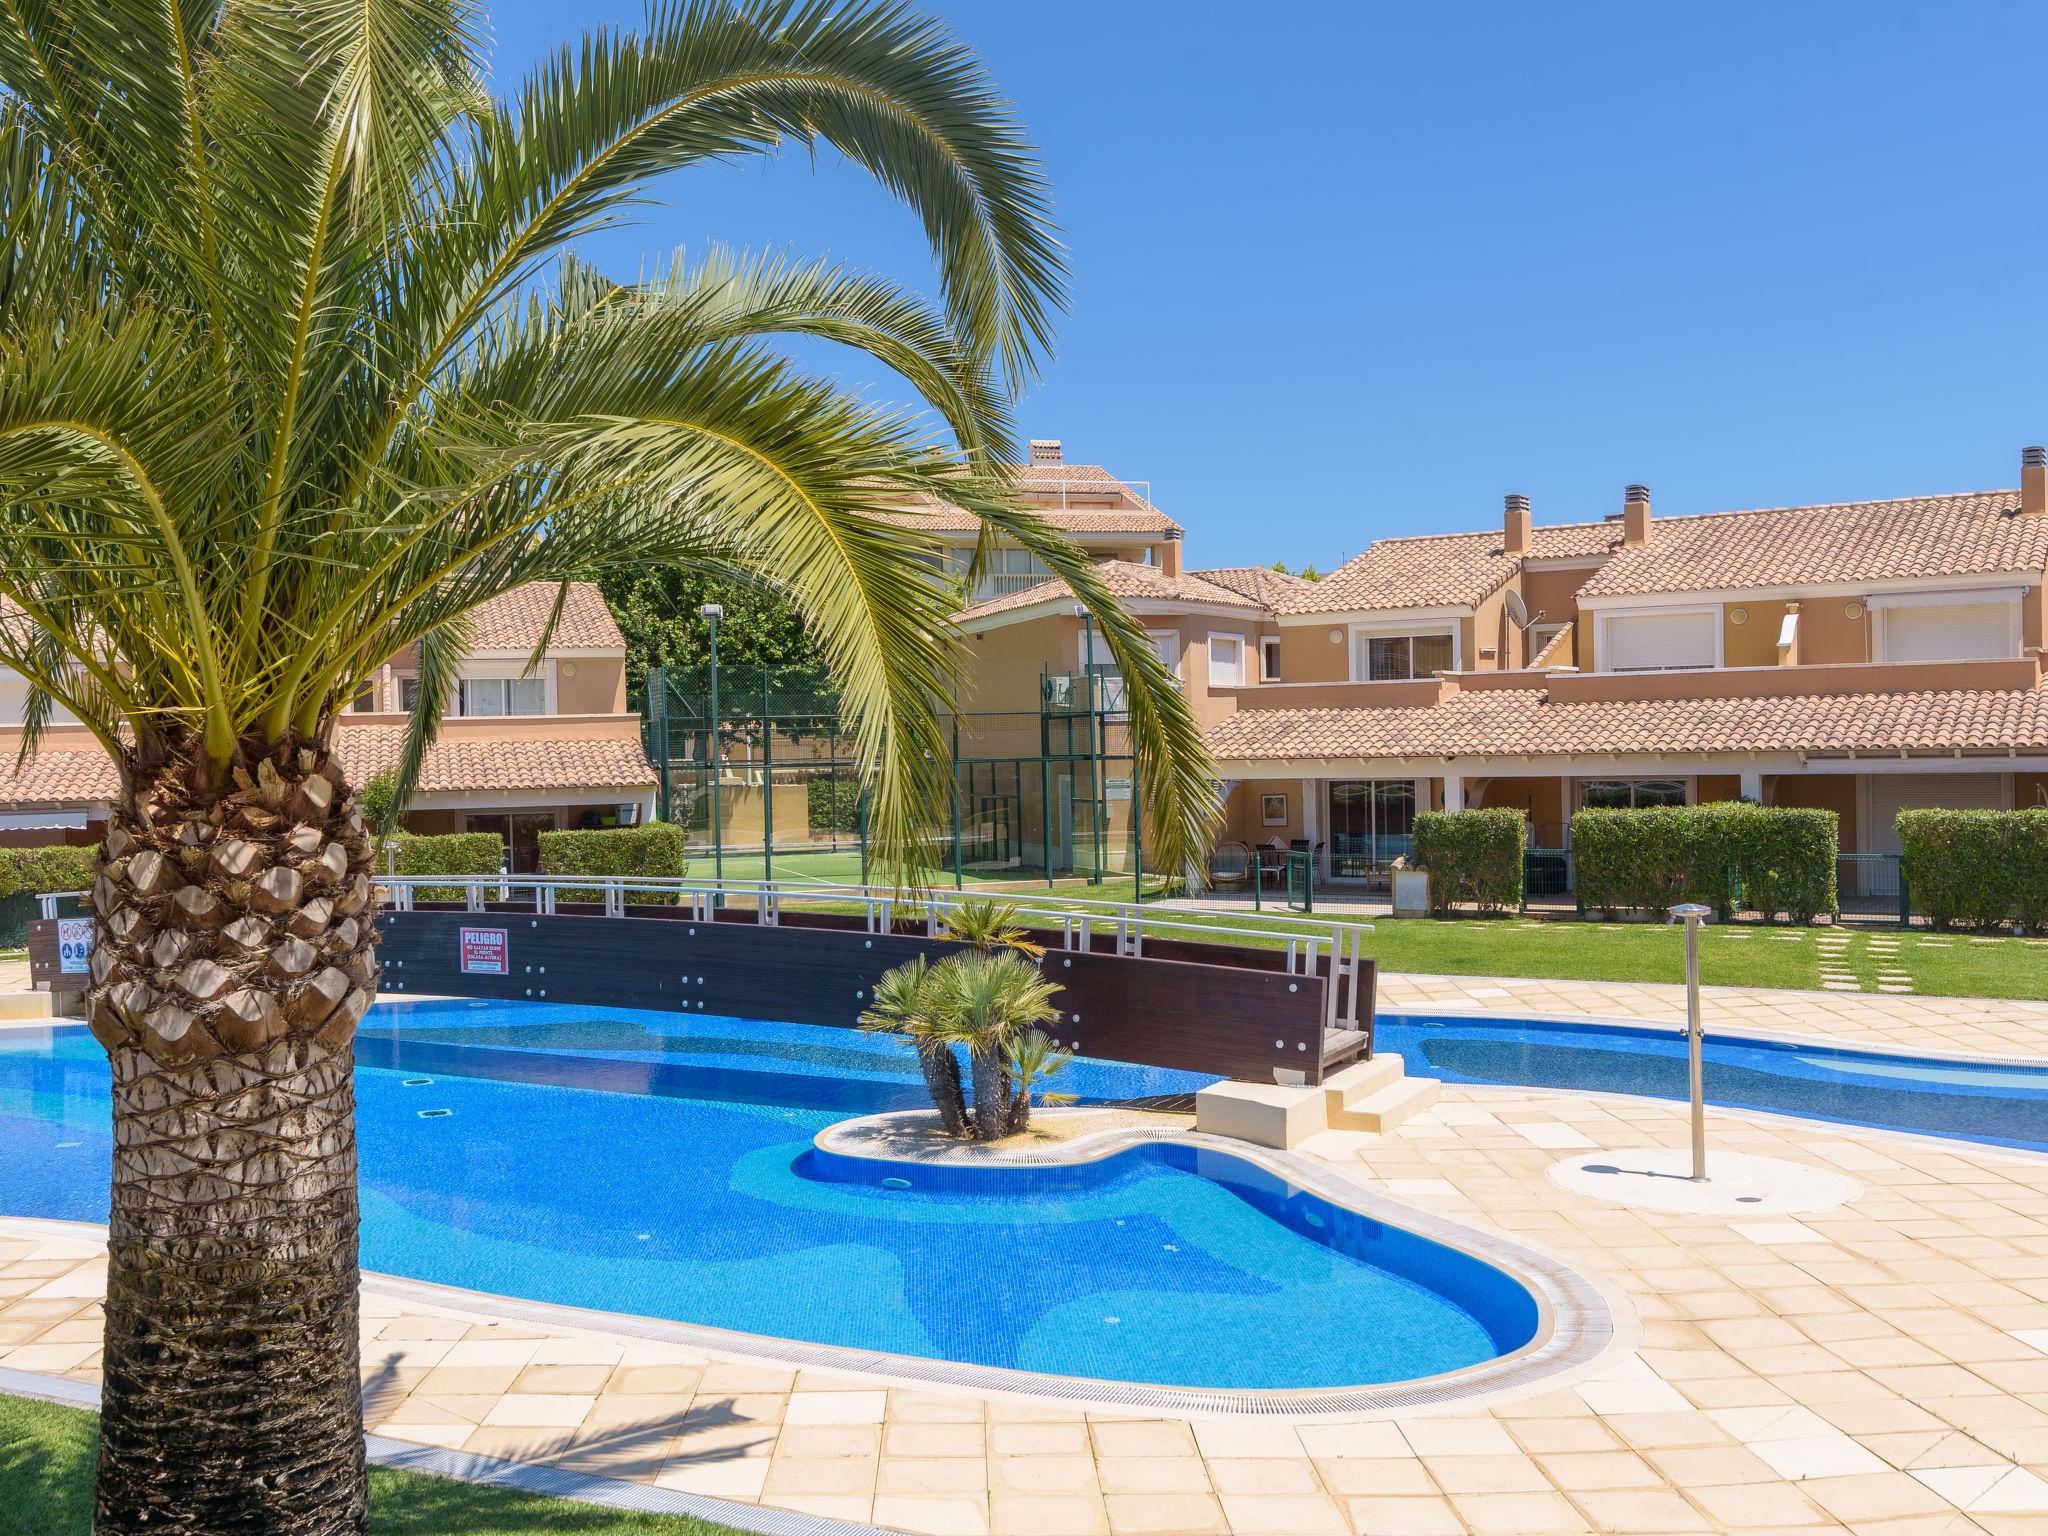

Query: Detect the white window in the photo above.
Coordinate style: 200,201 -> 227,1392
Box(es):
346,681 -> 377,713
399,676 -> 420,713
1353,629 -> 1455,681
1601,609 -> 1717,672
457,676 -> 547,717
1207,633 -> 1246,687
1261,635 -> 1282,681
1146,629 -> 1181,678
1876,600 -> 2017,663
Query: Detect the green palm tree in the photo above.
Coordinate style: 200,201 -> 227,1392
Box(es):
927,947 -> 1061,1140
938,895 -> 1045,956
1002,1025 -> 1074,1133
858,953 -> 966,1136
0,2 -> 1215,1528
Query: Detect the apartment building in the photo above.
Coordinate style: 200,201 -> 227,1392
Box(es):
0,582 -> 658,870
882,439 -> 1183,604
1201,454 -> 2048,890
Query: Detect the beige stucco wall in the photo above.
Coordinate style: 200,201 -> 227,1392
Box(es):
555,657 -> 626,713
1722,601 -> 1788,667
1272,622 -> 1352,684
1224,779 -> 1306,845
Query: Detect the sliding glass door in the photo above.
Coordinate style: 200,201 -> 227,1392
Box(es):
1328,780 -> 1416,878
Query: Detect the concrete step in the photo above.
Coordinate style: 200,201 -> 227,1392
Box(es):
1320,1054 -> 1405,1117
0,991 -> 54,1022
1327,1075 -> 1440,1135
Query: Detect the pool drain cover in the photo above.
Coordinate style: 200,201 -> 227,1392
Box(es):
402,1078 -> 433,1087
417,1108 -> 452,1119
880,1176 -> 912,1190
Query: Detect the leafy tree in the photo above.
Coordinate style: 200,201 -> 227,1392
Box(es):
0,2 -> 1215,1529
597,567 -> 821,711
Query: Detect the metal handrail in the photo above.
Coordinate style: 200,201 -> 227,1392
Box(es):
369,873 -> 1375,1035
38,874 -> 1375,1037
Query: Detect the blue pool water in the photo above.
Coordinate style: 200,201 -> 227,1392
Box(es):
0,1001 -> 1536,1390
1376,1014 -> 2048,1154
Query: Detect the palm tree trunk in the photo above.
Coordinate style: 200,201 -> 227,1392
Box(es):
914,1041 -> 968,1136
86,736 -> 378,1536
967,1041 -> 1009,1141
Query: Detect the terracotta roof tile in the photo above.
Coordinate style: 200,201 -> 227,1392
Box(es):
874,462 -> 1180,535
1278,522 -> 1621,614
0,725 -> 655,810
1579,490 -> 2048,597
954,560 -> 1259,623
1206,681 -> 2048,763
0,750 -> 118,806
465,581 -> 624,652
1189,566 -> 1314,607
335,724 -> 655,794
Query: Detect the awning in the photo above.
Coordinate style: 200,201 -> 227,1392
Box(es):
0,810 -> 88,829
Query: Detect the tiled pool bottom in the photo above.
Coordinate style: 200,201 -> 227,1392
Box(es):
0,1001 -> 1540,1391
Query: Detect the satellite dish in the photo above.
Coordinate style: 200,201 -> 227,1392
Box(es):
1505,590 -> 1529,628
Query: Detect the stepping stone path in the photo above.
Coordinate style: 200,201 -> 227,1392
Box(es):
1862,935 -> 1914,995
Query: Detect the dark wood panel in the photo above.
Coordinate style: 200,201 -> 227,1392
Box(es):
374,910 -> 1341,1084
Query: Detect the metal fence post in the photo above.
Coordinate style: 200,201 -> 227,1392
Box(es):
1898,863 -> 1911,928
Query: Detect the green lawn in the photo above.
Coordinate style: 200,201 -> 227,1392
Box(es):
0,1396 -> 742,1536
797,888 -> 2048,1003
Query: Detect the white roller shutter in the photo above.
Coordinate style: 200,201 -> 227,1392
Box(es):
1603,611 -> 1716,672
1869,773 -> 2007,856
1880,602 -> 2013,663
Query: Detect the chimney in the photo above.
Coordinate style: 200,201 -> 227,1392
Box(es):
1622,484 -> 1652,547
1503,493 -> 1532,556
1159,528 -> 1184,579
2025,446 -> 2047,516
1028,438 -> 1063,466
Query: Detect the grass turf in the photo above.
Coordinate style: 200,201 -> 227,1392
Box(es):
0,1396 -> 743,1536
754,885 -> 2048,1003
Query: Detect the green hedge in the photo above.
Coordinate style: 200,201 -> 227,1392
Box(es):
1897,808 -> 2048,931
389,830 -> 504,902
1412,809 -> 1525,915
1571,803 -> 1837,923
807,777 -> 861,835
0,844 -> 97,946
536,822 -> 689,903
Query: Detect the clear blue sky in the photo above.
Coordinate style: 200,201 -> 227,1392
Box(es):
487,0 -> 2048,571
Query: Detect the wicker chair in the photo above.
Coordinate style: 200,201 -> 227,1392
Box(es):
1206,840 -> 1254,891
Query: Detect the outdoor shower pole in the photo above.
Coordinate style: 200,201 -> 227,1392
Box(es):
700,603 -> 724,885
1671,902 -> 1711,1180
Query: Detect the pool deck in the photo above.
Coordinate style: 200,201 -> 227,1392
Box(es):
2,984 -> 2046,1535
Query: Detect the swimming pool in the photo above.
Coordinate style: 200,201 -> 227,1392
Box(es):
0,1000 -> 1542,1392
1376,1013 -> 2048,1154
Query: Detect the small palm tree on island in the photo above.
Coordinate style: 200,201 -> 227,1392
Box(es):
0,3 -> 1215,1530
862,899 -> 1074,1138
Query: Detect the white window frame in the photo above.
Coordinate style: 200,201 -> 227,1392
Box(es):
1871,595 -> 2022,664
1206,631 -> 1247,688
1594,605 -> 1722,674
1348,622 -> 1459,682
1260,635 -> 1282,681
1147,628 -> 1182,679
454,669 -> 554,717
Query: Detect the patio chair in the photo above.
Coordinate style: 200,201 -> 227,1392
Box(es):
1255,838 -> 1288,889
1206,840 -> 1253,891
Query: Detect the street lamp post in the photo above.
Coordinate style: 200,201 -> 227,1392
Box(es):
700,603 -> 724,885
1670,901 -> 1712,1180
